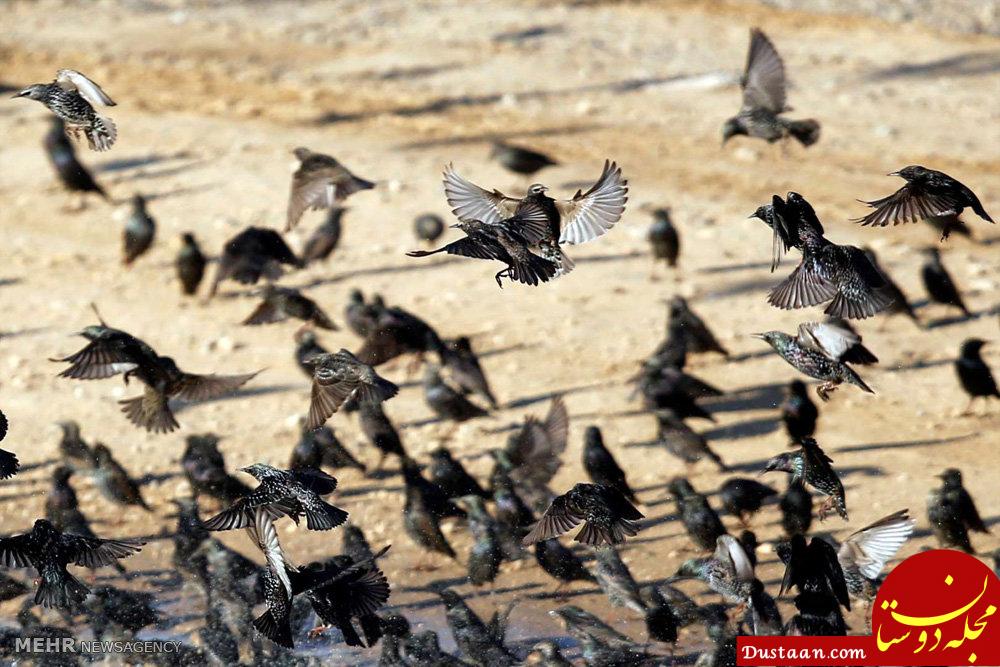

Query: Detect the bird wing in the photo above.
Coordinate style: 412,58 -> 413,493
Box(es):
56,338 -> 140,380
796,321 -> 857,360
854,183 -> 965,228
509,200 -> 555,245
307,357 -> 362,428
442,164 -> 520,225
412,235 -> 505,262
0,534 -> 32,568
64,534 -> 144,568
768,259 -> 838,310
119,387 -> 179,434
56,69 -> 116,106
522,495 -> 584,545
543,395 -> 570,457
172,370 -> 259,402
242,299 -> 286,326
246,507 -> 294,598
556,160 -> 628,245
291,467 -> 339,496
838,509 -> 914,580
814,538 -> 851,609
740,29 -> 786,113
716,534 -> 755,582
287,165 -> 343,230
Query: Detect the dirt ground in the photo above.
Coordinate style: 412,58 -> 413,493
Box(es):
0,0 -> 998,663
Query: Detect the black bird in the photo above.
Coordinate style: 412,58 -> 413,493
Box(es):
739,530 -> 760,570
304,349 -> 399,430
402,630 -> 466,666
854,166 -> 993,232
181,434 -> 252,505
54,317 -> 259,433
523,483 -> 644,546
442,336 -> 498,409
490,141 -> 558,176
45,466 -> 79,523
401,458 -> 462,560
648,314 -> 690,370
461,496 -> 504,587
286,147 -> 374,231
863,247 -> 921,325
491,396 -> 568,506
752,329 -> 873,402
301,207 -> 344,266
667,296 -> 729,357
722,29 -> 820,147
242,284 -> 338,330
492,482 -> 533,560
719,478 -> 778,526
927,468 -> 989,553
423,365 -> 489,422
14,69 -> 117,151
414,213 -> 445,244
582,426 -> 637,502
781,380 -> 818,443
778,534 -> 850,636
204,464 -> 347,531
175,232 -> 206,296
0,519 -> 142,608
955,338 -> 999,413
439,589 -> 517,666
636,364 -> 717,421
0,409 -> 17,480
641,586 -> 679,646
647,207 -> 679,271
593,545 -> 645,614
429,447 -> 488,499
122,194 -> 155,266
344,289 -> 378,338
655,409 -> 728,470
533,539 -> 595,589
44,117 -> 108,202
56,420 -> 96,472
780,480 -> 813,538
294,328 -> 329,379
91,443 -> 151,512
354,295 -> 447,367
920,247 -> 971,316
401,458 -> 464,520
290,422 -> 365,473
668,477 -> 726,551
85,584 -> 161,639
341,523 -> 376,564
358,401 -> 407,470
764,437 -> 847,521
209,226 -> 301,297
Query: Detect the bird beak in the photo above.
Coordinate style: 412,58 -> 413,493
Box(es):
746,212 -> 757,219
10,91 -> 28,99
887,171 -> 900,176
449,223 -> 461,229
749,333 -> 766,340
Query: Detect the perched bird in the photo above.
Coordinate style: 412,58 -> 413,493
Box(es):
91,443 -> 151,512
854,166 -> 993,232
289,422 -> 365,473
442,336 -> 498,409
301,207 -> 344,266
413,213 -> 446,245
44,117 -> 108,201
491,396 -> 568,506
402,468 -> 457,561
920,247 -> 971,317
673,535 -> 755,610
523,483 -> 644,546
242,284 -> 338,330
53,318 -> 259,433
286,147 -> 374,230
533,539 -> 595,589
439,589 -> 517,666
56,421 -> 96,473
955,338 -> 999,413
181,434 -> 252,505
0,519 -> 142,608
461,496 -> 504,587
668,477 -> 727,551
443,160 -> 628,274
304,349 -> 399,430
423,365 -> 489,422
209,226 -> 301,297
344,289 -> 378,338
835,509 -> 914,608
647,207 -> 680,271
122,194 -> 155,266
655,410 -> 728,470
358,401 -> 407,469
753,329 -> 873,401
490,141 -> 558,176
863,248 -> 920,325
204,464 -> 348,532
175,232 -> 206,296
636,365 -> 717,421
927,468 -> 989,553
780,480 -> 813,537
15,69 -> 117,151
667,296 -> 729,357
719,478 -> 777,526
401,458 -> 464,520
641,586 -> 680,645
778,534 -> 850,636
722,29 -> 820,147
0,409 -> 17,480
593,545 -> 645,614
764,437 -> 847,521
582,426 -> 637,502
780,380 -> 819,443
492,482 -> 533,560
429,447 -> 488,499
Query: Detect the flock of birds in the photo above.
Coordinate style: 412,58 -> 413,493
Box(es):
0,22 -> 997,667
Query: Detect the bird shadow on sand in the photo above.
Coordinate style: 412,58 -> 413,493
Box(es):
171,384 -> 298,413
923,313 -> 980,329
503,382 -> 605,410
136,471 -> 180,486
139,183 -> 220,203
0,278 -> 22,288
397,123 -> 605,150
11,459 -> 57,475
372,61 -> 466,82
700,382 -> 784,413
705,277 -> 780,300
866,51 -> 1000,80
493,24 -> 564,43
724,349 -> 773,364
338,482 -> 403,498
573,250 -> 645,265
834,434 -> 972,454
698,260 -> 776,274
702,416 -> 779,441
477,343 -> 528,360
891,357 -> 952,372
0,491 -> 41,503
295,257 -> 462,289
96,152 -> 197,173
0,326 -> 52,340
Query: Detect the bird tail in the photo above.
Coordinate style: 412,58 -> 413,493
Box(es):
355,377 -> 400,407
119,389 -> 179,434
345,176 -> 376,196
86,115 -> 117,152
824,286 -> 895,320
36,571 -> 89,609
253,610 -> 294,648
508,253 -> 559,286
784,119 -> 820,147
842,365 -> 874,395
304,499 -> 350,531
312,309 -> 339,331
0,449 -> 19,479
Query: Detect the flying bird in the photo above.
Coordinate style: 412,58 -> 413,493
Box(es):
286,147 -> 374,230
242,284 -> 338,330
523,483 -> 644,547
304,350 -> 399,430
209,226 -> 301,297
753,328 -> 873,401
835,509 -> 914,607
14,69 -> 117,151
764,437 -> 848,521
0,409 -> 17,480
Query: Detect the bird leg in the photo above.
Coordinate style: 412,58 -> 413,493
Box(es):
961,397 -> 976,416
494,270 -> 507,289
816,382 -> 837,402
307,625 -> 332,640
817,496 -> 835,522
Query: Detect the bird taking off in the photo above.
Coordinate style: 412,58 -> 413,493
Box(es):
14,70 -> 117,151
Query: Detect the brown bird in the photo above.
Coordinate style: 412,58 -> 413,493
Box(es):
286,148 -> 374,230
301,207 -> 345,266
209,227 -> 301,298
91,444 -> 151,512
242,284 -> 338,330
304,350 -> 399,430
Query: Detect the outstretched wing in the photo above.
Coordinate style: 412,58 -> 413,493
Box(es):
442,164 -> 520,225
854,183 -> 964,228
741,29 -> 786,113
522,495 -> 584,545
56,338 -> 139,380
246,507 -> 294,597
56,69 -> 116,107
796,321 -> 857,360
838,509 -> 914,580
556,160 -> 628,245
716,534 -> 755,582
63,534 -> 144,568
0,535 -> 33,568
173,371 -> 259,402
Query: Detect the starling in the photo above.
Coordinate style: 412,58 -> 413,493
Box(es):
402,472 -> 457,560
780,380 -> 818,443
526,640 -> 574,667
748,578 -> 784,636
780,480 -> 813,537
204,463 -> 347,531
673,535 -> 755,608
14,69 -> 117,151
648,315 -> 690,370
122,194 -> 155,266
854,166 -> 993,232
290,422 -> 365,473
344,289 -> 377,337
242,284 -> 338,330
668,477 -> 726,551
803,319 -> 878,365
181,434 -> 252,504
492,396 -> 568,506
461,496 -> 504,587
550,605 -> 634,649
655,410 -> 728,471
637,366 -> 716,421
429,447 -> 488,499
358,401 -> 407,469
44,117 -> 108,201
401,458 -> 464,519
0,519 -> 142,608
490,141 -> 558,176
439,589 -> 517,666
175,232 -> 206,296
442,336 -> 498,409
304,349 -> 399,430
286,147 -> 374,230
54,318 -> 259,433
722,29 -> 820,147
641,586 -> 679,645
927,468 -> 989,553
294,328 -> 328,380
955,338 -> 999,413
594,545 -> 645,614
920,247 -> 971,316
647,207 -> 679,270
667,296 -> 729,357
836,509 -> 914,607
582,426 -> 637,502
739,529 -> 760,569
209,226 -> 301,297
354,295 -> 446,366
443,160 -> 628,275
534,539 -> 595,588
752,329 -> 873,402
91,443 -> 151,512
0,409 -> 16,480
778,534 -> 850,636
492,483 -> 533,560
45,466 -> 79,523
764,437 -> 847,521
403,630 -> 467,666
301,207 -> 344,266
414,213 -> 445,244
719,478 -> 777,526
863,247 -> 920,325
523,483 -> 644,547
423,365 -> 489,422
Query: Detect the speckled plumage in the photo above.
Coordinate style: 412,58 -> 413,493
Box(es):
765,438 -> 847,521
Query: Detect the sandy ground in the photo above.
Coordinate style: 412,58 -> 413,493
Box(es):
0,0 -> 998,663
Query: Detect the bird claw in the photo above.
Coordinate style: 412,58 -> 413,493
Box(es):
494,270 -> 506,289
816,383 -> 835,402
307,625 -> 331,640
817,497 -> 834,522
